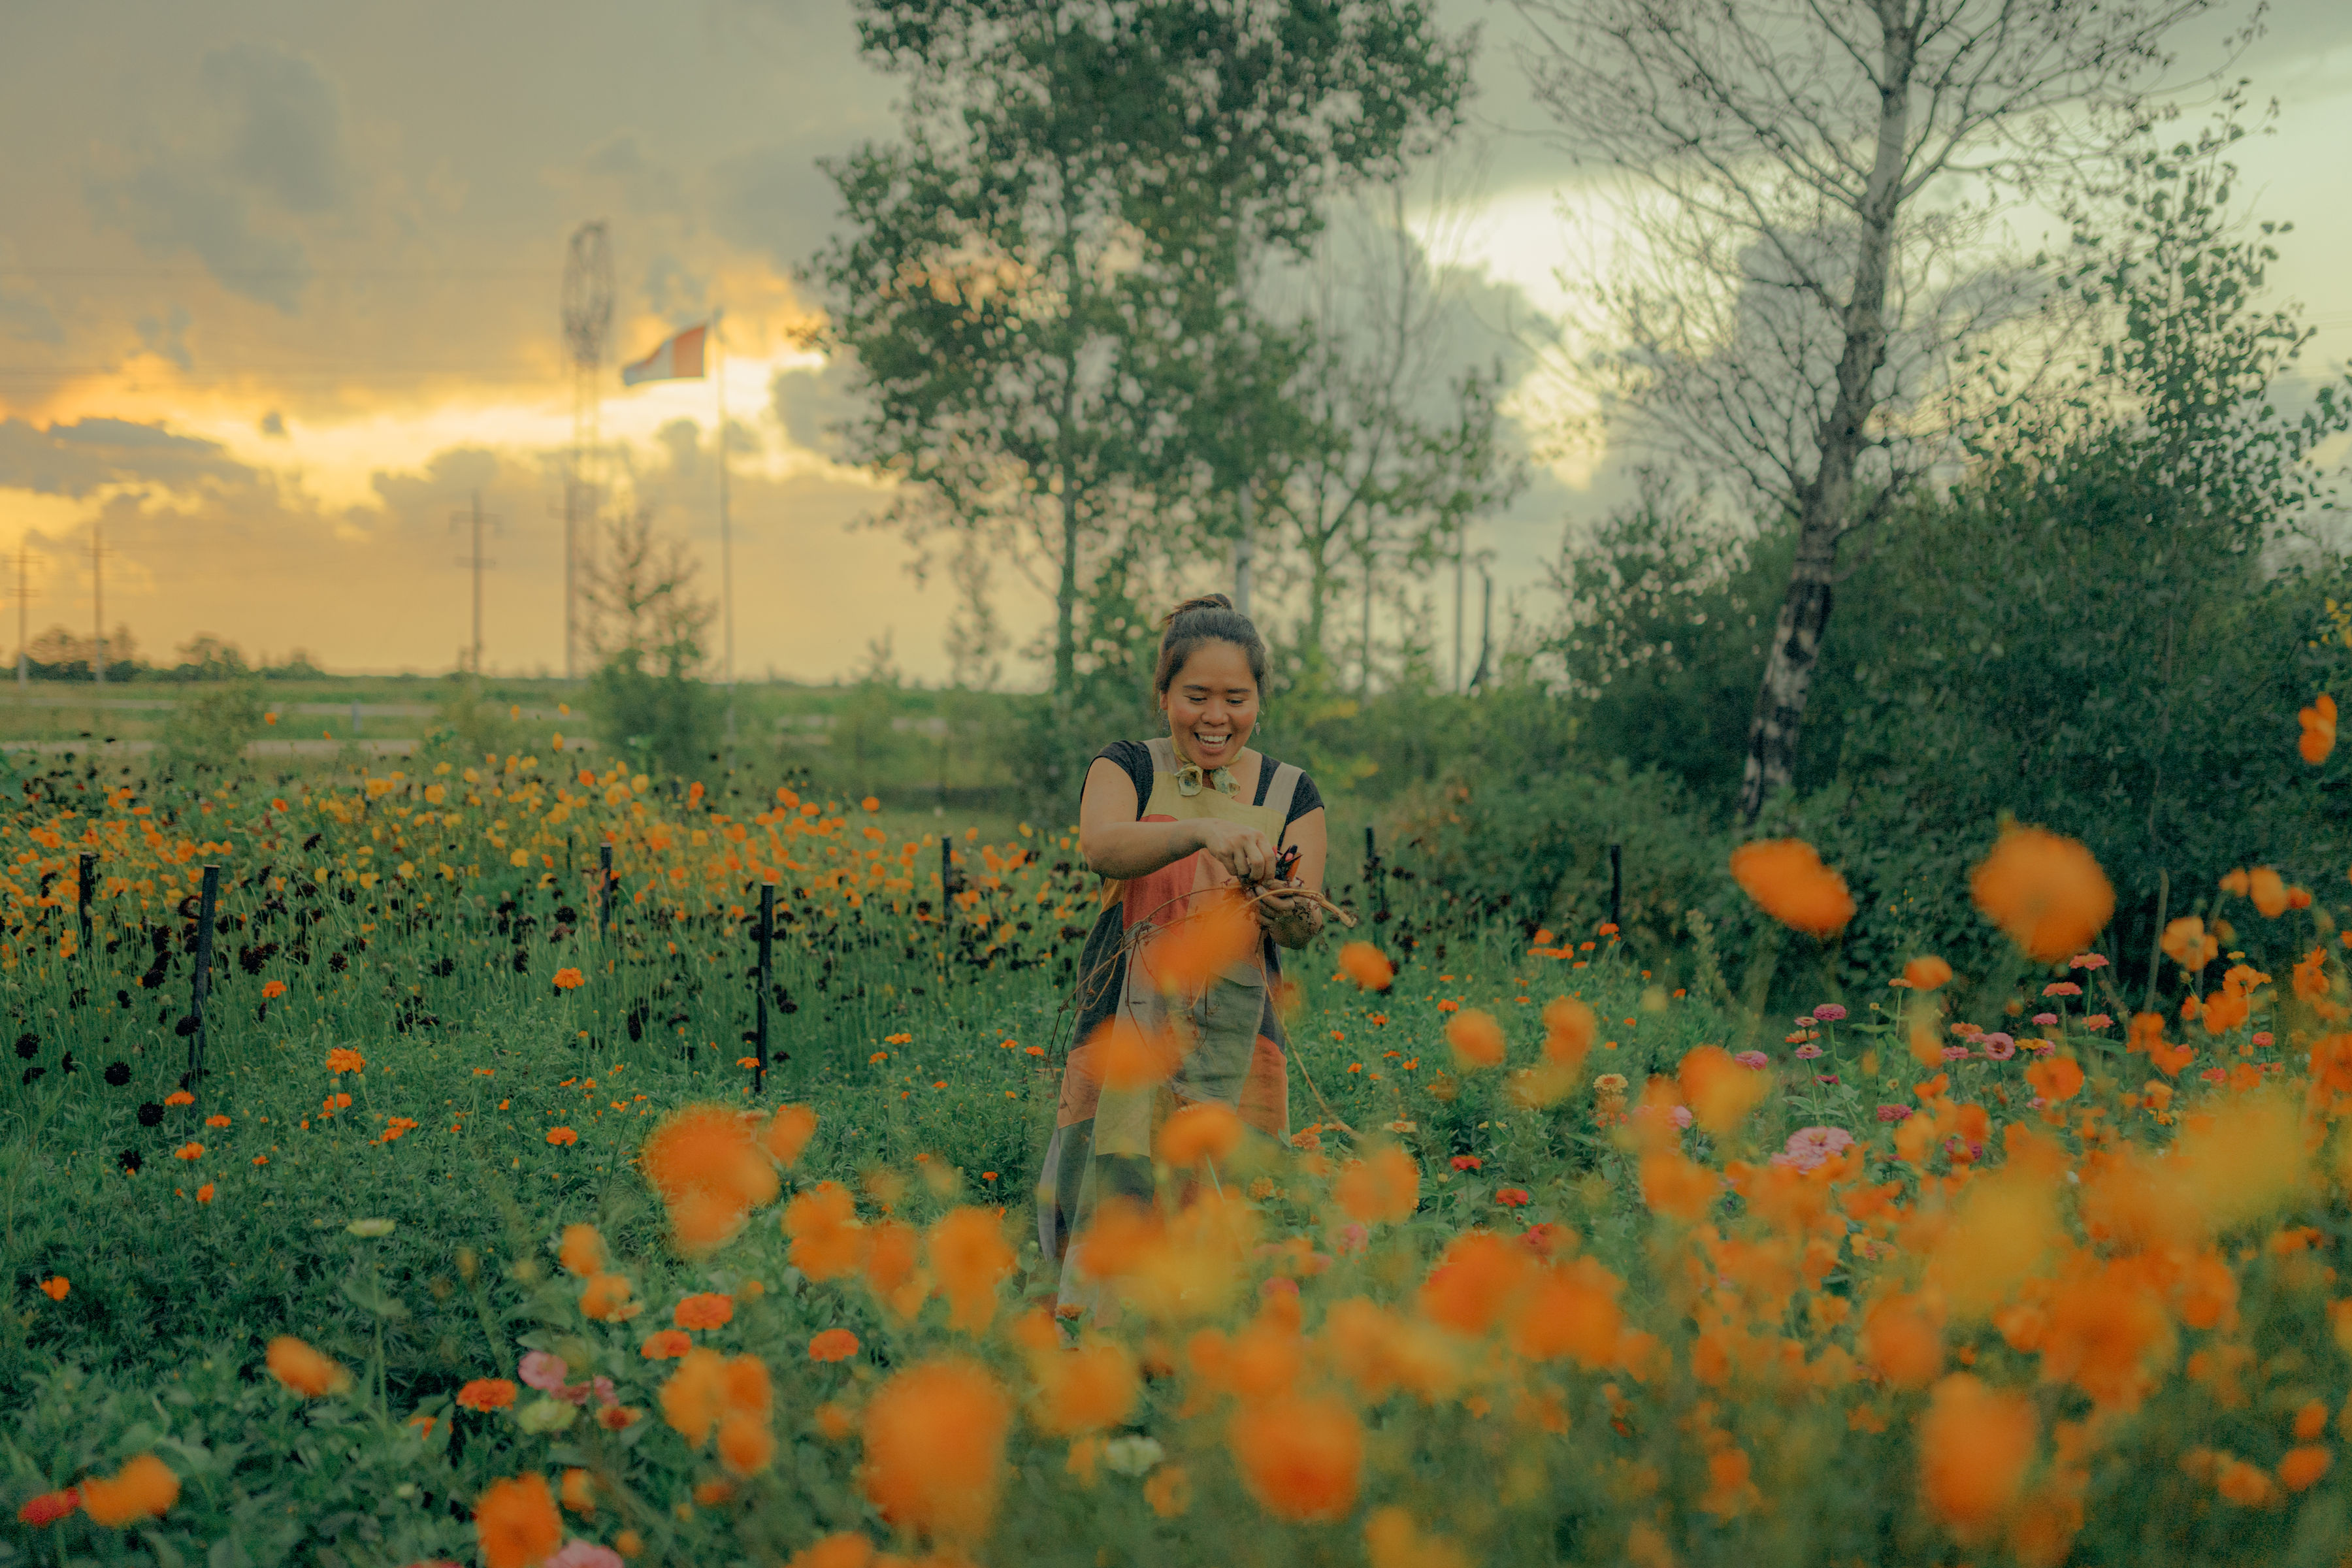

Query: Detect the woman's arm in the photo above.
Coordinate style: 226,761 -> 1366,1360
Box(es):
1257,806 -> 1329,949
1078,757 -> 1282,883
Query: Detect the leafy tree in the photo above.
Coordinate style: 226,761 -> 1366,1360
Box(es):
1513,0 -> 2223,819
815,0 -> 1472,696
583,508 -> 721,781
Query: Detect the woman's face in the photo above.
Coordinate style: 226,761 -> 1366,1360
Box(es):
1160,640 -> 1259,770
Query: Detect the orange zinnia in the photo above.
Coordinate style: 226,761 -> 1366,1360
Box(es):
1228,1394 -> 1363,1522
77,1454 -> 177,1527
860,1358 -> 1013,1541
1337,941 -> 1396,992
1969,828 -> 2114,963
661,1348 -> 728,1446
1903,955 -> 1953,992
544,1126 -> 578,1147
809,1328 -> 862,1362
456,1378 -> 519,1411
579,1273 -> 637,1322
473,1473 -> 562,1568
1030,1339 -> 1141,1435
1729,839 -> 1854,937
266,1335 -> 350,1397
553,967 -> 585,990
674,1292 -> 735,1330
640,1330 -> 691,1360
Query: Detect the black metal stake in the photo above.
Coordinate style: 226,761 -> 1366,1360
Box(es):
77,852 -> 95,953
188,863 -> 221,1103
598,843 -> 614,936
753,880 -> 775,1093
1609,842 -> 1623,932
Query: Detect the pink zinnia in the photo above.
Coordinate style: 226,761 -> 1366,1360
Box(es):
1770,1126 -> 1854,1172
1812,1004 -> 1848,1022
1814,1073 -> 1839,1086
2032,1012 -> 2059,1026
1978,1033 -> 2017,1061
1333,1222 -> 1369,1256
1733,1050 -> 1769,1070
1941,1045 -> 1972,1062
1795,1043 -> 1823,1060
2253,1032 -> 2274,1047
2083,1014 -> 2114,1030
518,1351 -> 568,1392
2042,981 -> 2082,997
549,1544 -> 625,1568
1875,1104 -> 1912,1123
1669,1105 -> 1693,1130
2068,953 -> 2108,970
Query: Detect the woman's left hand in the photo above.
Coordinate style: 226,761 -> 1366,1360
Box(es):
1256,880 -> 1324,947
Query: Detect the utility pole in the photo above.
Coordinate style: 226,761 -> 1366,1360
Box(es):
91,517 -> 105,687
716,306 -> 734,750
10,537 -> 28,688
451,490 -> 499,678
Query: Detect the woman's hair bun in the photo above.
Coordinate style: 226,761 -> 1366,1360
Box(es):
1161,592 -> 1233,628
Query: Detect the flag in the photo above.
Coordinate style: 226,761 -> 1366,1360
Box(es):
621,322 -> 708,385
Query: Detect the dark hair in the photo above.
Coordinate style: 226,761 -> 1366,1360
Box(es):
1153,593 -> 1269,697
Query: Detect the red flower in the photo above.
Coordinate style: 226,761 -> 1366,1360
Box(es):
1448,1156 -> 1482,1171
457,1378 -> 518,1412
1494,1188 -> 1532,1207
16,1488 -> 78,1526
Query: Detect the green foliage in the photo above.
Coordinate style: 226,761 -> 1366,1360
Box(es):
154,681 -> 265,776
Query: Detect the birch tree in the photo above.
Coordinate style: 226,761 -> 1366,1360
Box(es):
1511,0 -> 2224,819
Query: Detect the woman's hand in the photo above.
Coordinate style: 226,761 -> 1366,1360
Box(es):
1256,880 -> 1326,948
1192,820 -> 1279,885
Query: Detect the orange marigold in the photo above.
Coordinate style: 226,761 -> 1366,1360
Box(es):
1729,838 -> 1854,937
1903,955 -> 1953,992
1337,941 -> 1395,992
1228,1394 -> 1363,1522
1444,1008 -> 1507,1070
784,1181 -> 867,1281
2300,693 -> 2337,765
928,1206 -> 1015,1333
661,1348 -> 728,1447
1159,1101 -> 1245,1169
557,1222 -> 605,1277
456,1378 -> 518,1412
1970,828 -> 2115,964
642,1103 -> 781,1255
1541,996 -> 1596,1072
718,1409 -> 777,1477
2280,1445 -> 2333,1492
765,1103 -> 819,1168
544,1126 -> 578,1147
579,1272 -> 638,1322
77,1454 -> 178,1527
809,1328 -> 862,1363
789,1532 -> 877,1568
1417,1230 -> 1528,1336
473,1473 -> 562,1568
265,1335 -> 350,1397
1917,1373 -> 2036,1537
552,967 -> 585,990
640,1330 -> 692,1360
860,1358 -> 1013,1541
1335,1143 -> 1420,1226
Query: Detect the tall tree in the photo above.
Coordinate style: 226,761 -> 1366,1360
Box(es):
1512,0 -> 2221,819
815,0 -> 1472,697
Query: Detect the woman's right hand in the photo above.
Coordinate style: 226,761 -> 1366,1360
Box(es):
1192,820 -> 1278,885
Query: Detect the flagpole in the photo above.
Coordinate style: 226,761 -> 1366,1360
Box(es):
715,307 -> 734,768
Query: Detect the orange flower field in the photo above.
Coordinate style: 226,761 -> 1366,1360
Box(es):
4,724 -> 2352,1566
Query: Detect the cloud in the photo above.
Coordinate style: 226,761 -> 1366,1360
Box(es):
710,142 -> 841,271
367,446 -> 504,531
136,304 -> 194,370
82,42 -> 351,313
0,416 -> 253,498
202,42 -> 349,214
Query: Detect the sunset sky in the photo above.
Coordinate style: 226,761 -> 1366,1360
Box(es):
3,0 -> 2349,686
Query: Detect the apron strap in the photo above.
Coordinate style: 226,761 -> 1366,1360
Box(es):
1145,735 -> 1181,774
1264,762 -> 1304,841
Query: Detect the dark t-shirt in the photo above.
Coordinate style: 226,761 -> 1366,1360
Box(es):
1090,740 -> 1324,832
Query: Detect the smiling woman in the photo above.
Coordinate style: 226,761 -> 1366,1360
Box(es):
1036,593 -> 1329,1320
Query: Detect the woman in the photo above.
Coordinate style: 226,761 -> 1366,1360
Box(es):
1036,593 -> 1328,1316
